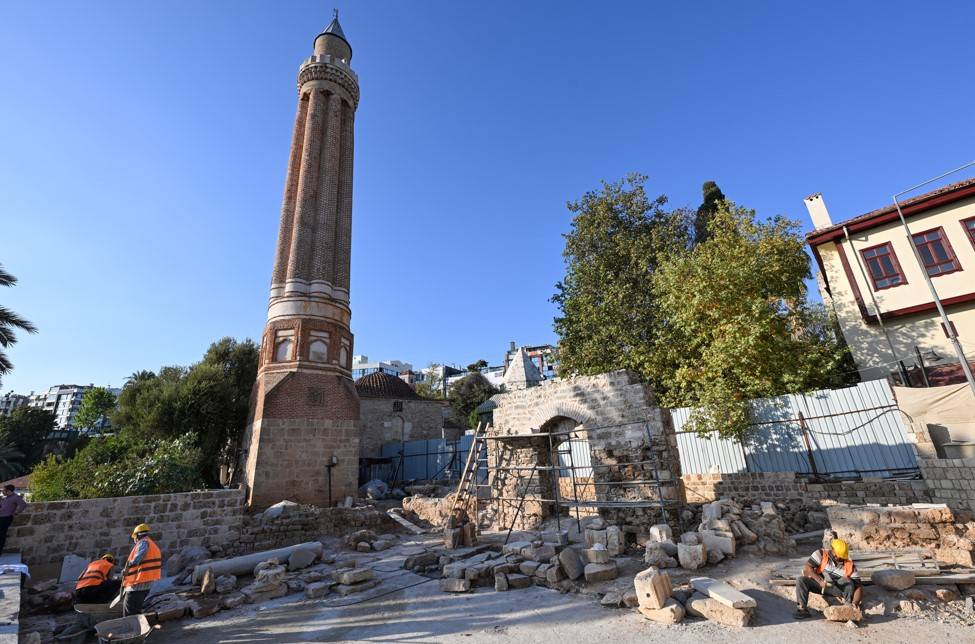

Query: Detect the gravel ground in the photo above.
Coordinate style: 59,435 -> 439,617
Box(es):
148,536 -> 975,644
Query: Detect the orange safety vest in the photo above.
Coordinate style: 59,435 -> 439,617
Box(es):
816,548 -> 854,578
76,559 -> 114,590
123,537 -> 162,588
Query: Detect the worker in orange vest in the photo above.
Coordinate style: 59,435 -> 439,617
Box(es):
121,523 -> 162,616
794,534 -> 862,619
74,554 -> 121,604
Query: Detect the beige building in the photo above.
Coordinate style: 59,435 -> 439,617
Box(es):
805,178 -> 975,382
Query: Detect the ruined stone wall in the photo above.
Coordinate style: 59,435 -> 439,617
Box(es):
9,489 -> 247,569
488,370 -> 682,533
233,504 -> 394,554
827,502 -> 975,567
681,471 -> 930,506
919,457 -> 975,513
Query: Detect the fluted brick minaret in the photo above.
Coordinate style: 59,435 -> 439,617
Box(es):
242,12 -> 361,508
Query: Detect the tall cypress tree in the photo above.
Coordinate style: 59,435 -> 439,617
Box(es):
693,180 -> 726,245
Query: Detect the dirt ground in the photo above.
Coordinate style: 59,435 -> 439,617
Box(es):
148,532 -> 975,644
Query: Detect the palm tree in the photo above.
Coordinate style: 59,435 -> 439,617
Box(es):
0,264 -> 37,376
125,370 -> 156,386
0,443 -> 24,481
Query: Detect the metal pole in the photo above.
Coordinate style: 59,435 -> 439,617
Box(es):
891,164 -> 975,396
843,226 -> 911,384
548,431 -> 562,532
914,346 -> 930,388
797,412 -> 820,478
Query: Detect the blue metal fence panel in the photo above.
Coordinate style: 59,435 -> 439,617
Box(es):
673,379 -> 916,477
380,434 -> 485,482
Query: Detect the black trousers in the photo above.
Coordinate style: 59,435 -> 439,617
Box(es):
0,515 -> 12,553
76,580 -> 121,604
122,589 -> 150,617
795,575 -> 857,608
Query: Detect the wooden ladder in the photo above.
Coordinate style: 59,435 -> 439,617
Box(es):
450,422 -> 488,523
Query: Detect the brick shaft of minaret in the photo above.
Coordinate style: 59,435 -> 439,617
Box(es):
242,19 -> 361,509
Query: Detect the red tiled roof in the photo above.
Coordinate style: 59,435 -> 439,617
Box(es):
807,177 -> 975,244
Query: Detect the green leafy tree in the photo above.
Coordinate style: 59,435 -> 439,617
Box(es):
414,362 -> 444,399
110,338 -> 258,485
448,373 -> 498,429
0,444 -> 24,480
466,359 -> 488,373
552,174 -> 691,383
650,202 -> 851,438
74,387 -> 118,432
693,180 -> 726,245
0,407 -> 55,469
0,264 -> 37,378
125,370 -> 156,385
29,433 -> 204,501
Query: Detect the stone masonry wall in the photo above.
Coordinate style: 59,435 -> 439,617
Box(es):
8,488 -> 399,570
919,457 -> 975,513
488,370 -> 682,534
681,471 -> 930,506
9,488 -> 246,569
358,397 -> 449,458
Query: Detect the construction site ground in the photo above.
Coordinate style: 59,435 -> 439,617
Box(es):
147,531 -> 973,644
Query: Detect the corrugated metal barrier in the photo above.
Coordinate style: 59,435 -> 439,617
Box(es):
673,379 -> 917,478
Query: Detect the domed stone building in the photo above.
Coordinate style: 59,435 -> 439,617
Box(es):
354,371 -> 454,458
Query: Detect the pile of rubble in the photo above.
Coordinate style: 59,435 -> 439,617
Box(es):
673,498 -> 797,566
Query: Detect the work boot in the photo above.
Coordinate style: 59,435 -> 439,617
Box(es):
793,607 -> 811,619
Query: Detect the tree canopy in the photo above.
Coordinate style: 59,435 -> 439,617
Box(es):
553,176 -> 855,439
74,387 -> 118,432
448,373 -> 498,428
0,407 -> 55,471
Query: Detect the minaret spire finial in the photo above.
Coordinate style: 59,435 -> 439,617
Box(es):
333,8 -> 339,19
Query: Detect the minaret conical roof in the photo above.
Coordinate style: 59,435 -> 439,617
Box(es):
315,10 -> 351,54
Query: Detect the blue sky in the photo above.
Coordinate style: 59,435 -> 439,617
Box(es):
2,1 -> 973,393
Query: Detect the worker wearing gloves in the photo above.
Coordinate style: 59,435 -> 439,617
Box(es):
75,554 -> 122,604
121,523 -> 162,616
794,535 -> 862,619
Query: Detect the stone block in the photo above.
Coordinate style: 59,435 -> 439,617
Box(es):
559,547 -> 585,580
648,524 -> 672,543
543,530 -> 569,546
606,526 -> 624,556
507,574 -> 532,589
288,548 -> 317,571
638,598 -> 685,624
188,598 -> 221,618
700,532 -> 735,556
241,582 -> 287,604
495,572 -> 509,591
644,542 -> 678,568
337,567 -> 374,585
334,579 -> 381,595
935,587 -> 960,602
440,578 -> 471,593
685,592 -> 752,627
690,577 -> 756,609
585,547 -> 610,564
523,544 -> 556,562
871,568 -> 915,591
518,561 -> 541,576
680,532 -> 700,545
584,562 -> 619,583
545,564 -> 564,585
634,567 -> 672,610
823,604 -> 862,622
585,529 -> 608,548
304,581 -> 332,599
677,543 -> 706,570
219,592 -> 246,610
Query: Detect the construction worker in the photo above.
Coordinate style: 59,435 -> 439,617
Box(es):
75,554 -> 121,604
794,535 -> 862,619
121,523 -> 162,616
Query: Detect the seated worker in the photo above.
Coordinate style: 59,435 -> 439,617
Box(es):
75,554 -> 122,604
794,536 -> 862,619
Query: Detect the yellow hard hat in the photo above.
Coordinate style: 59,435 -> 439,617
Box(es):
132,523 -> 151,537
830,538 -> 849,560
101,553 -> 116,564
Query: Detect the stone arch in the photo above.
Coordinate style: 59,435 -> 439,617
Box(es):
528,401 -> 595,432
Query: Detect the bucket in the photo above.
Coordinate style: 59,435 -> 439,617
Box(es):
94,614 -> 152,644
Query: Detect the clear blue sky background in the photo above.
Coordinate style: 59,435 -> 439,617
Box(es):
2,1 -> 973,393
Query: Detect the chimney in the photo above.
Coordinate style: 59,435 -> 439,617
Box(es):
804,193 -> 833,230
509,341 -> 516,352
